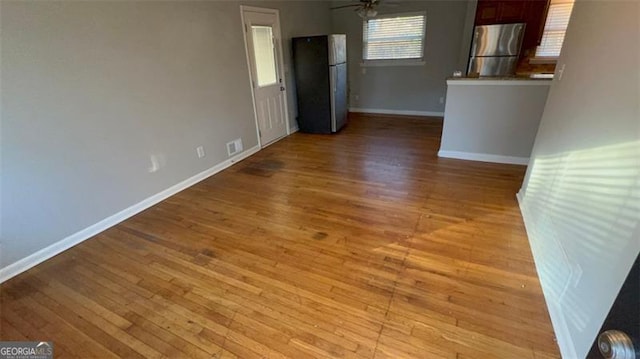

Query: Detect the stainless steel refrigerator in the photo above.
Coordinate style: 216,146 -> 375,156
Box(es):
467,23 -> 525,77
292,35 -> 347,134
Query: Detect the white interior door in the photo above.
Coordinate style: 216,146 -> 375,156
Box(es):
241,7 -> 289,147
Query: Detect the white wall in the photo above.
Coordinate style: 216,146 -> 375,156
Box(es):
439,80 -> 550,164
518,1 -> 640,358
330,0 -> 471,114
0,1 -> 330,275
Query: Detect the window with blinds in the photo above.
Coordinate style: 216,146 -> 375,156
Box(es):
362,12 -> 426,62
536,0 -> 575,58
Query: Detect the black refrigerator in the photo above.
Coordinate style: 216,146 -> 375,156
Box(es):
292,35 -> 348,134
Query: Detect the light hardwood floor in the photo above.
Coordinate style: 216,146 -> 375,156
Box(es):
0,113 -> 560,358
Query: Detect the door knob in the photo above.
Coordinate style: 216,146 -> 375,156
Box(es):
598,330 -> 638,359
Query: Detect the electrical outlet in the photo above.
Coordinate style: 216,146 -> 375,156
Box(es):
439,97 -> 445,104
196,146 -> 205,158
557,63 -> 566,81
355,95 -> 360,102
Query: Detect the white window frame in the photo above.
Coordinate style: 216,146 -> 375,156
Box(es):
361,11 -> 427,67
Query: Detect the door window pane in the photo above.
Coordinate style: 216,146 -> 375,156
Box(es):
251,26 -> 278,87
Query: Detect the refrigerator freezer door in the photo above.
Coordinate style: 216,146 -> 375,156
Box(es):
470,23 -> 525,57
328,34 -> 347,65
292,36 -> 332,134
329,63 -> 348,132
468,56 -> 519,77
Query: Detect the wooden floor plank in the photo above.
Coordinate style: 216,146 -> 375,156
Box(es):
0,114 -> 560,358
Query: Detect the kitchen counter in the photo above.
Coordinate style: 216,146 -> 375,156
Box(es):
448,74 -> 554,81
446,75 -> 553,85
438,77 -> 551,165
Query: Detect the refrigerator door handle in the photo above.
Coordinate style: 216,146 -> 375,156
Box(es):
329,66 -> 337,132
331,67 -> 336,92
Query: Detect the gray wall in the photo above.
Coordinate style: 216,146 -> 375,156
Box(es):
457,0 -> 477,72
0,1 -> 330,269
439,80 -> 550,162
518,1 -> 640,358
331,0 -> 471,114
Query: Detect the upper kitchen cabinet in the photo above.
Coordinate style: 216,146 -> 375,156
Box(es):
475,0 -> 549,54
476,1 -> 526,24
475,1 -> 504,23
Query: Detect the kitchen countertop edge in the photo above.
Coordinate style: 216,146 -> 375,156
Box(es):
447,76 -> 553,86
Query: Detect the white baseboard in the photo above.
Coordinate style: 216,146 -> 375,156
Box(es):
289,126 -> 299,134
349,107 -> 444,118
0,145 -> 261,284
438,150 -> 530,165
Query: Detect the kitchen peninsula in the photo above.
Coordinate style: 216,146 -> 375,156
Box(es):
438,76 -> 552,165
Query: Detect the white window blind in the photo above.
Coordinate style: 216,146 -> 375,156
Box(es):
536,0 -> 575,58
363,13 -> 426,61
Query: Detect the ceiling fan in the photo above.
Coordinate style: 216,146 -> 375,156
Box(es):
330,0 -> 393,19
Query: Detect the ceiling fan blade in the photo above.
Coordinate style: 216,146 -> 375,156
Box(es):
381,0 -> 400,6
330,4 -> 362,10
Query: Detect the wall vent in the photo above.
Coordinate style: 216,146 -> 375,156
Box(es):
227,138 -> 243,156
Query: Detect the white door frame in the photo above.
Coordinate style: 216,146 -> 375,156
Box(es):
240,5 -> 290,149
